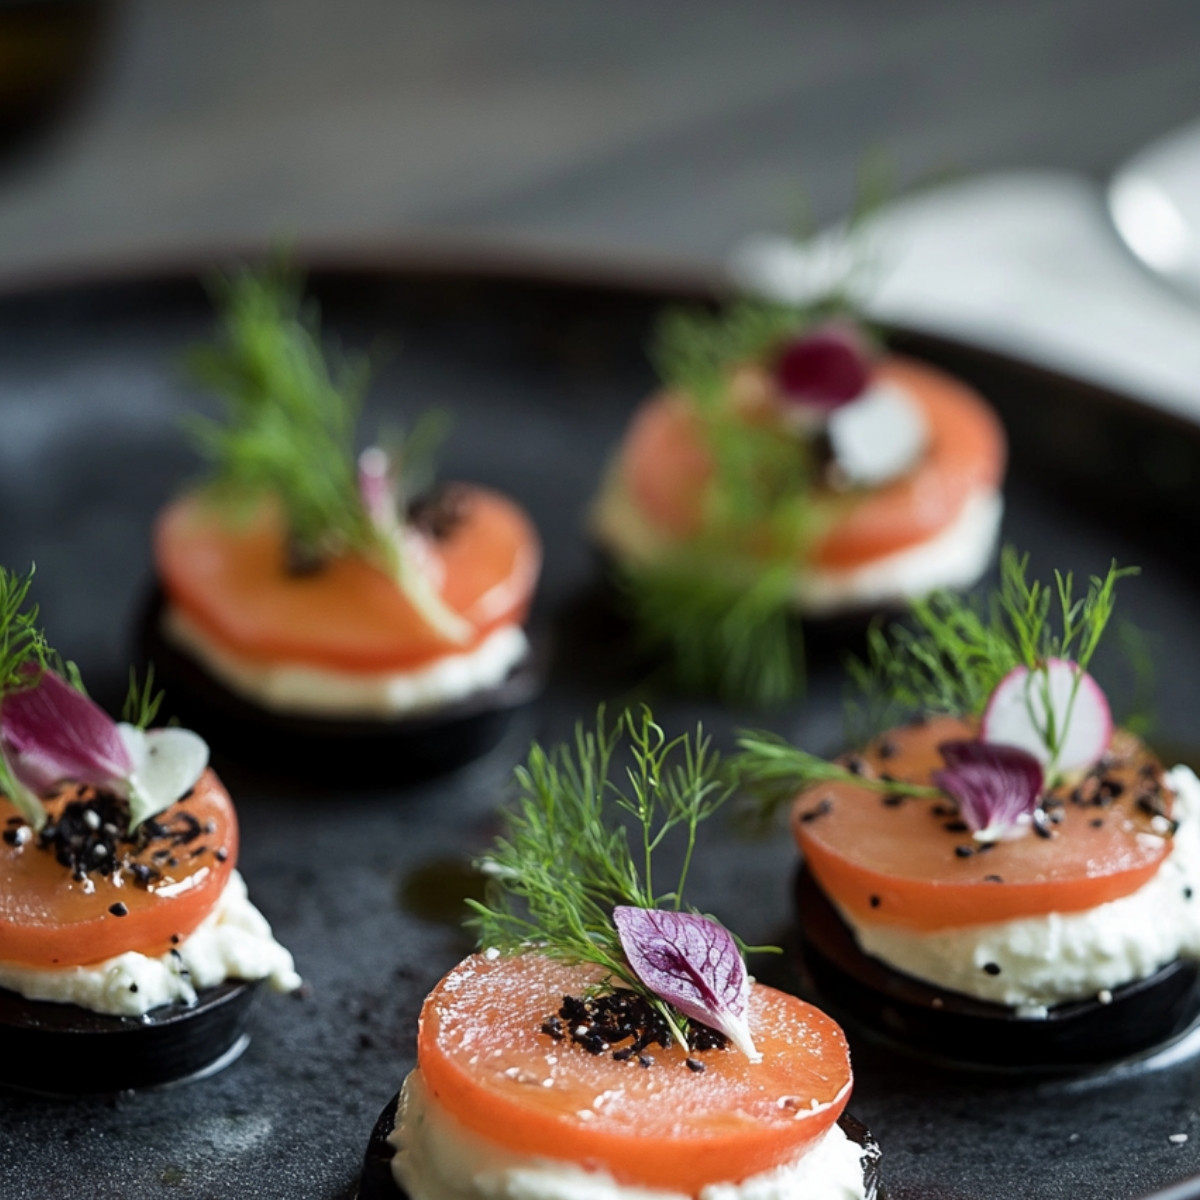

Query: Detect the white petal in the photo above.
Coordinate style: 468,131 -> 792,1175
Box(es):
126,728 -> 209,829
116,723 -> 149,773
827,381 -> 928,487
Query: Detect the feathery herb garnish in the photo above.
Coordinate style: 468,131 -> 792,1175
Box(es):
846,549 -> 1135,752
185,264 -> 381,568
122,665 -> 165,731
0,567 -> 51,696
468,706 -> 776,1052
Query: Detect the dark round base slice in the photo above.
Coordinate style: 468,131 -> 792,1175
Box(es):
138,587 -> 545,784
0,979 -> 259,1094
794,866 -> 1200,1071
358,1090 -> 884,1200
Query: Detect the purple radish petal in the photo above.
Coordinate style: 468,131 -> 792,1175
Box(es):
1,669 -> 133,796
934,740 -> 1044,842
775,323 -> 873,410
981,658 -> 1112,772
613,906 -> 760,1062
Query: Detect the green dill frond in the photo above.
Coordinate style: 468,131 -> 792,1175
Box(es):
618,559 -> 802,708
730,730 -> 941,825
467,706 -> 765,1008
184,263 -> 380,565
122,665 -> 165,730
847,548 -> 1138,739
0,566 -> 50,695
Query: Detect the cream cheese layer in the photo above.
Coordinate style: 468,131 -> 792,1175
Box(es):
0,871 -> 301,1017
389,1070 -> 867,1200
838,766 -> 1200,1016
163,605 -> 529,718
590,468 -> 1000,619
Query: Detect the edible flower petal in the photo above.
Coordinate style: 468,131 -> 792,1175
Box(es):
933,739 -> 1044,844
613,905 -> 760,1062
118,724 -> 210,831
0,668 -> 209,832
1,668 -> 132,796
775,322 -> 872,410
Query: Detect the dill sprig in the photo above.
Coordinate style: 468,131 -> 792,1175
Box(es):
619,560 -> 803,708
468,707 -> 774,1043
730,731 -> 942,826
185,263 -> 380,567
122,665 -> 165,730
0,566 -> 50,696
847,548 -> 1137,754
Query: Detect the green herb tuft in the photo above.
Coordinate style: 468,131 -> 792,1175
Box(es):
184,263 -> 381,567
0,566 -> 50,696
468,706 -> 775,1042
847,549 -> 1135,743
122,665 -> 165,730
619,560 -> 803,708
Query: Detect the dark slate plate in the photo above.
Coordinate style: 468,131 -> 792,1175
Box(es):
1,262 -> 1200,1200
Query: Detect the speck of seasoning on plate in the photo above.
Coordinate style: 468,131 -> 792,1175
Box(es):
1170,1134 -> 1189,1145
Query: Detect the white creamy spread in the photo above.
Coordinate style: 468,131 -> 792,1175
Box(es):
389,1070 -> 867,1200
825,382 -> 928,488
590,462 -> 1001,619
163,606 -> 529,718
0,871 -> 301,1017
838,766 -> 1200,1016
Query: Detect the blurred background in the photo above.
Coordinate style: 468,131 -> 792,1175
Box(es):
3,0 -> 1200,286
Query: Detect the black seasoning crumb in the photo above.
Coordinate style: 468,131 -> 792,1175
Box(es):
983,963 -> 1002,976
799,798 -> 833,824
685,1058 -> 705,1073
845,756 -> 867,776
170,934 -> 181,946
882,794 -> 908,808
878,739 -> 898,760
943,820 -> 969,834
984,874 -> 1004,883
215,848 -> 229,863
955,845 -> 974,858
931,804 -> 954,818
540,1017 -> 564,1041
129,983 -> 138,993
553,990 -> 727,1066
976,842 -> 997,853
407,483 -> 472,541
1090,818 -> 1104,828
869,895 -> 881,908
1033,810 -> 1053,839
1186,887 -> 1195,901
108,902 -> 128,917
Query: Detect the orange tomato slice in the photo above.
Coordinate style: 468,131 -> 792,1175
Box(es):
620,356 -> 1005,568
793,717 -> 1173,931
418,953 -> 852,1195
0,769 -> 237,967
155,485 -> 540,673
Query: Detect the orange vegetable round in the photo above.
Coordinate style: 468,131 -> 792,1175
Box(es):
0,768 -> 237,967
621,356 -> 1005,569
417,953 -> 853,1194
154,485 -> 541,673
793,716 -> 1173,930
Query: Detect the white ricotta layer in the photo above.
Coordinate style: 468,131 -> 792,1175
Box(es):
163,606 -> 529,718
0,871 -> 301,1017
389,1070 -> 867,1200
591,468 -> 1001,619
839,765 -> 1200,1016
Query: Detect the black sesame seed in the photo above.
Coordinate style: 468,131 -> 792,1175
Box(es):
1187,887 -> 1195,901
799,798 -> 833,824
955,845 -> 974,858
984,874 -> 1004,883
1090,818 -> 1104,828
108,902 -> 128,917
638,1055 -> 653,1068
685,1058 -> 706,1073
215,848 -> 229,863
983,962 -> 1002,976
869,895 -> 881,908
882,793 -> 908,808
943,820 -> 969,833
878,739 -> 898,760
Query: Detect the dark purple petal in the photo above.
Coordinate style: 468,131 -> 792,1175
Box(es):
613,906 -> 759,1060
0,669 -> 133,796
775,323 -> 873,410
933,739 -> 1044,842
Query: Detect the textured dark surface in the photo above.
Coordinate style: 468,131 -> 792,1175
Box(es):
2,268 -> 1200,1198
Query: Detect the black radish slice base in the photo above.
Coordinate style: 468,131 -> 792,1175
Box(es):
794,865 -> 1200,1071
0,979 -> 259,1094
